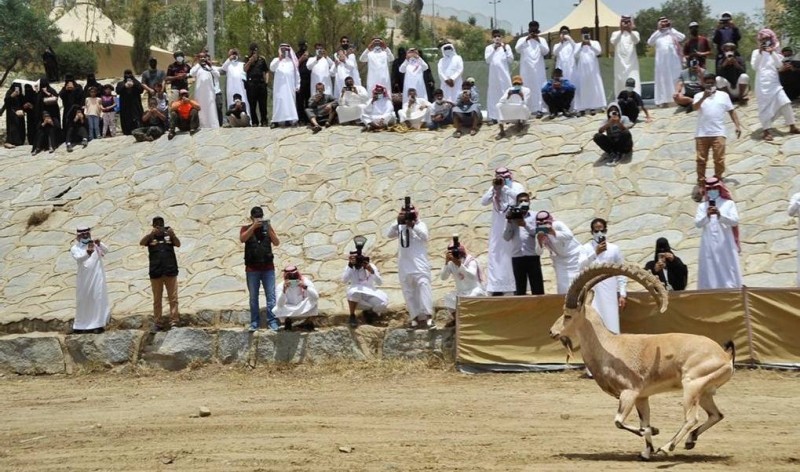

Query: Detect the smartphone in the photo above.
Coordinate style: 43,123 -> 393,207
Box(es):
582,33 -> 590,41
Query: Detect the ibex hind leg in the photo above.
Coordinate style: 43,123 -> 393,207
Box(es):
656,383 -> 703,455
685,391 -> 724,450
614,390 -> 644,437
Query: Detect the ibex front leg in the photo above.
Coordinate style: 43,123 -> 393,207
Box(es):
614,390 -> 644,436
635,397 -> 659,461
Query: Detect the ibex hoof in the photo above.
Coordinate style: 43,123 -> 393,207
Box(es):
685,441 -> 696,450
651,427 -> 660,436
638,452 -> 651,461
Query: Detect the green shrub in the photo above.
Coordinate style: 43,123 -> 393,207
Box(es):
53,42 -> 97,79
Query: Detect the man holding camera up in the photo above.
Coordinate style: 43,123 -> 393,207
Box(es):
440,236 -> 485,315
244,42 -> 269,127
481,168 -> 525,295
496,76 -> 531,139
71,226 -> 110,334
674,58 -> 706,109
533,211 -> 583,294
240,206 -> 281,332
541,68 -> 576,118
167,90 -> 201,139
579,218 -> 627,334
692,72 -> 742,198
648,17 -> 685,107
387,198 -> 434,329
502,192 -> 545,295
715,43 -> 749,104
140,217 -> 181,332
485,29 -> 514,124
593,102 -> 634,165
515,21 -> 549,119
343,240 -> 388,328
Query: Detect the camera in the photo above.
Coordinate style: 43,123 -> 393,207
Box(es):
597,235 -> 606,244
493,175 -> 504,186
449,234 -> 461,260
582,33 -> 590,41
689,58 -> 699,68
725,51 -> 734,58
352,235 -> 370,268
762,40 -> 772,48
709,199 -> 716,208
506,202 -> 529,220
535,224 -> 550,234
402,196 -> 417,224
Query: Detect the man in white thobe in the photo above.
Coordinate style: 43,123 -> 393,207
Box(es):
274,266 -> 319,330
648,17 -> 685,106
190,52 -> 220,129
336,76 -> 369,124
343,252 -> 389,328
440,240 -> 485,313
480,167 -> 525,295
331,40 -> 360,99
307,43 -> 334,96
398,88 -> 431,129
610,15 -> 641,95
579,218 -> 627,334
437,43 -> 463,103
515,21 -> 549,118
485,30 -> 514,123
553,26 -> 577,81
695,177 -> 742,289
269,44 -> 301,126
533,211 -> 582,294
399,48 -> 429,102
789,192 -> 800,287
387,202 -> 434,329
751,29 -> 800,141
359,37 -> 394,93
573,27 -> 606,115
361,84 -> 396,131
496,76 -> 531,138
221,48 -> 250,124
71,227 -> 110,333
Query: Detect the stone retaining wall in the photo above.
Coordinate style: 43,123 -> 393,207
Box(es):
0,326 -> 454,375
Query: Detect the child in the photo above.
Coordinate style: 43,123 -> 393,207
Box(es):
100,85 -> 117,137
84,86 -> 102,140
65,105 -> 88,152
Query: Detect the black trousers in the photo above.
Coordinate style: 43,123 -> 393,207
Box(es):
593,132 -> 633,154
542,90 -> 575,113
65,123 -> 87,144
512,255 -> 544,296
246,81 -> 268,126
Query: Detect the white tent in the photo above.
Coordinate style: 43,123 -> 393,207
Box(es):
542,0 -> 623,56
50,3 -> 174,79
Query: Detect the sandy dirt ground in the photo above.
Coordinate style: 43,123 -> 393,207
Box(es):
0,363 -> 798,471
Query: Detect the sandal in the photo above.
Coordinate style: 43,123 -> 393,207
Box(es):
790,126 -> 800,135
452,130 -> 462,138
469,129 -> 478,136
763,130 -> 774,141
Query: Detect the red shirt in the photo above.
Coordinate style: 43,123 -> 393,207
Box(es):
176,101 -> 193,120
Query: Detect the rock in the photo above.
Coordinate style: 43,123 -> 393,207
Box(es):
560,414 -> 570,420
255,330 -> 305,364
199,406 -> 211,417
0,334 -> 66,375
66,330 -> 143,368
304,327 -> 366,362
217,329 -> 253,364
382,328 -> 455,361
338,446 -> 354,453
141,328 -> 214,371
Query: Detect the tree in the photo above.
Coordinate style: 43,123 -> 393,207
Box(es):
775,0 -> 800,43
0,0 -> 61,88
635,0 -> 712,56
468,16 -> 477,27
131,0 -> 156,72
54,42 -> 98,78
150,0 -> 206,54
456,26 -> 488,61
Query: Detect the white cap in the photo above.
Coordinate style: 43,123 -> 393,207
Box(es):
689,21 -> 699,27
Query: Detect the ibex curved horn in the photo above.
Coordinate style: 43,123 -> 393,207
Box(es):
565,263 -> 668,313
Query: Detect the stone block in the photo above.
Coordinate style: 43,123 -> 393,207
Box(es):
0,334 -> 66,374
382,328 -> 455,361
66,330 -> 143,367
219,310 -> 250,326
255,330 -> 305,364
217,329 -> 253,364
141,328 -> 214,370
304,327 -> 366,362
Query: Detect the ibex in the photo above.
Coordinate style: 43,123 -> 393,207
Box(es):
549,263 -> 735,460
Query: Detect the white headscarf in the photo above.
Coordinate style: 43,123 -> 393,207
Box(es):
278,43 -> 299,68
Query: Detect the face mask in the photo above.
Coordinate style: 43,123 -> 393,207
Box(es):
504,177 -> 512,187
443,49 -> 454,57
373,46 -> 381,52
705,85 -> 716,93
626,86 -> 634,92
707,189 -> 720,200
232,55 -> 238,62
176,56 -> 184,63
593,231 -> 606,243
435,98 -> 443,104
316,49 -> 322,55
80,237 -> 92,245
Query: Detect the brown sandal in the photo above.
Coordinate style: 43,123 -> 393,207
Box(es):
763,130 -> 774,141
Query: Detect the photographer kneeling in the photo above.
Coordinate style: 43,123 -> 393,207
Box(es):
440,237 -> 486,316
342,249 -> 388,328
502,192 -> 545,295
275,265 -> 319,331
592,102 -> 633,166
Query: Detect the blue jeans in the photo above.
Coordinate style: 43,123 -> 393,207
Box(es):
246,270 -> 278,330
87,115 -> 101,140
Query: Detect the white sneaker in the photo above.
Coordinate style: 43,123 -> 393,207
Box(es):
426,319 -> 434,330
410,320 -> 418,329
